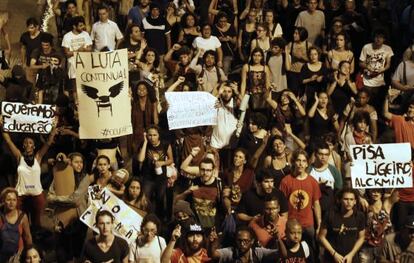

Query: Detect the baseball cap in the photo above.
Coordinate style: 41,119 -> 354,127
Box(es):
186,223 -> 204,235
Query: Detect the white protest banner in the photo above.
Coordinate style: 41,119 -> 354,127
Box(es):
1,102 -> 55,134
75,49 -> 132,139
80,187 -> 142,243
350,143 -> 413,189
165,91 -> 217,130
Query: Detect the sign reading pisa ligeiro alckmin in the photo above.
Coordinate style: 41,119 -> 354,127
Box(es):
1,102 -> 55,134
75,49 -> 132,139
350,143 -> 413,189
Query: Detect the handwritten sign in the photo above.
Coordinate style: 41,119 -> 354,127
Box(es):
165,92 -> 217,130
350,143 -> 413,189
80,187 -> 142,243
1,102 -> 55,134
75,49 -> 132,139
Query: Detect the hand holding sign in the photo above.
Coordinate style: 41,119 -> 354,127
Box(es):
350,143 -> 412,189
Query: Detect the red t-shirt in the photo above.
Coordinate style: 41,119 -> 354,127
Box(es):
279,175 -> 321,228
399,172 -> 414,202
249,215 -> 287,247
170,248 -> 210,263
391,115 -> 414,149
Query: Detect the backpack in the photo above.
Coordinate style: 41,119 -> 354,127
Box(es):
0,212 -> 24,255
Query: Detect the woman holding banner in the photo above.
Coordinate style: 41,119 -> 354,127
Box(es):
1,125 -> 57,228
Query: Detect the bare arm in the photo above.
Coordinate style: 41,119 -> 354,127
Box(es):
36,127 -> 58,162
137,137 -> 148,168
319,227 -> 342,261
313,200 -> 322,234
392,79 -> 411,91
371,118 -> 378,143
383,96 -> 393,121
343,229 -> 366,263
240,64 -> 248,97
161,226 -> 181,263
180,147 -> 201,176
307,95 -> 319,118
2,132 -> 22,161
22,214 -> 33,247
250,134 -> 269,169
208,0 -> 219,15
216,47 -> 223,66
20,45 -> 26,66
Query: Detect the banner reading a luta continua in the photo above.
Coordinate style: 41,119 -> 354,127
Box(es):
75,49 -> 132,139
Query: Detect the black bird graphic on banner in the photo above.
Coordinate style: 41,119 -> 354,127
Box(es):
81,81 -> 124,117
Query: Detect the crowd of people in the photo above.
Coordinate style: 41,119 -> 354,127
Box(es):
1,0 -> 414,262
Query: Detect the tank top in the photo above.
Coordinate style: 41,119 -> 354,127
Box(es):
16,157 -> 42,196
366,206 -> 392,247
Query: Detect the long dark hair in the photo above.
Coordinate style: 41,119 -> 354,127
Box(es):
249,47 -> 266,65
335,188 -> 361,213
124,177 -> 150,211
140,48 -> 160,68
132,80 -> 157,103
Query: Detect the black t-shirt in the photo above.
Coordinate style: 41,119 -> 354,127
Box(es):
81,236 -> 129,263
322,210 -> 365,261
236,189 -> 288,218
212,24 -> 236,57
141,16 -> 171,55
281,241 -> 314,263
20,32 -> 47,66
119,40 -> 141,81
30,48 -> 63,67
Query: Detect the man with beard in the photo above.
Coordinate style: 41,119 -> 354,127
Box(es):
209,226 -> 278,262
127,0 -> 150,27
319,188 -> 365,263
161,223 -> 210,263
62,15 -> 92,102
189,49 -> 226,93
175,158 -> 223,229
164,200 -> 198,241
237,169 -> 288,225
119,24 -> 145,85
210,81 -> 241,151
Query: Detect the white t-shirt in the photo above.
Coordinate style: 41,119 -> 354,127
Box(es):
268,54 -> 290,92
360,43 -> 394,87
192,36 -> 221,51
295,10 -> 325,45
91,19 -> 123,51
309,166 -> 335,189
270,23 -> 283,39
128,236 -> 166,263
392,60 -> 414,88
62,31 -> 93,79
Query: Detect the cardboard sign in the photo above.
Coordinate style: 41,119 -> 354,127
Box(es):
165,91 -> 218,130
80,187 -> 142,243
350,143 -> 413,189
1,102 -> 55,134
75,49 -> 132,139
